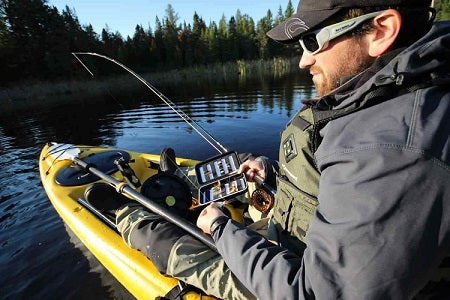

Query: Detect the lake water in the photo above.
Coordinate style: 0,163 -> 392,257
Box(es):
0,72 -> 315,299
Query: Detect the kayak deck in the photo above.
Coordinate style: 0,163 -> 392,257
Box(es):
39,144 -> 216,299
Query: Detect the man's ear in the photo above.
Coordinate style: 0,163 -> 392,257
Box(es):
367,9 -> 402,57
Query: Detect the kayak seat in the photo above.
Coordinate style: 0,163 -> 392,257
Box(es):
159,147 -> 177,174
84,182 -> 133,220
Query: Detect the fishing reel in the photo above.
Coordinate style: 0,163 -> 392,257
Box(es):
249,188 -> 274,213
140,173 -> 193,217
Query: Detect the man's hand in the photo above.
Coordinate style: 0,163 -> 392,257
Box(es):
197,202 -> 226,235
238,158 -> 265,182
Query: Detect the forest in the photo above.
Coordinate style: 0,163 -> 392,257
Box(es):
1,0 -> 449,86
0,0 -> 299,86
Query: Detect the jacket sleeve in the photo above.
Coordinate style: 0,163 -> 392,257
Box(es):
213,147 -> 450,299
212,219 -> 307,299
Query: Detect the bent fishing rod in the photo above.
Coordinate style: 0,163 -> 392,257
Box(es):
72,52 -> 276,193
72,52 -> 227,155
71,53 -> 275,245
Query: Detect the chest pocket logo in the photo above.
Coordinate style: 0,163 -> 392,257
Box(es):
283,133 -> 297,163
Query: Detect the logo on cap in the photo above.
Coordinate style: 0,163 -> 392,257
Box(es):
285,18 -> 309,39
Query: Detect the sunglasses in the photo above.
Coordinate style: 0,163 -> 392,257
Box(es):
299,10 -> 385,55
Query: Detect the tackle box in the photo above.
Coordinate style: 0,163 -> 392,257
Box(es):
195,151 -> 248,205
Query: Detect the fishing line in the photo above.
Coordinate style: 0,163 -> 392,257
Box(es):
172,160 -> 201,190
72,53 -> 276,195
72,53 -> 124,109
72,52 -> 228,155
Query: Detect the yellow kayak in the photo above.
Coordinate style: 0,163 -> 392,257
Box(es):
39,143 -> 218,299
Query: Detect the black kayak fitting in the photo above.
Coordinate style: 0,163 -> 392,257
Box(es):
55,150 -> 130,186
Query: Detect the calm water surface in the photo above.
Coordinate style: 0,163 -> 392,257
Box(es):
0,73 -> 314,299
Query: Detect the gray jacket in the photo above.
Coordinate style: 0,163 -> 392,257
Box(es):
212,22 -> 450,299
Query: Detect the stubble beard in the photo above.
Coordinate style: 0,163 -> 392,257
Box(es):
312,42 -> 375,97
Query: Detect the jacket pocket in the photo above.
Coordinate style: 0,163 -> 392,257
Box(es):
275,176 -> 318,243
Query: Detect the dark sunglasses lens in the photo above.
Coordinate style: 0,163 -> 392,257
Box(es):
302,34 -> 319,52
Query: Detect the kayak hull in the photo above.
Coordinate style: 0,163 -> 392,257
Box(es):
39,143 -> 215,299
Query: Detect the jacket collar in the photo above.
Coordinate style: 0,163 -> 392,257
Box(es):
302,21 -> 450,110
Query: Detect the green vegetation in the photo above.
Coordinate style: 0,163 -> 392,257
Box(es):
435,0 -> 450,20
1,56 -> 301,113
0,0 -> 299,86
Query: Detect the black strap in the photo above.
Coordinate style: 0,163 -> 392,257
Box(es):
291,115 -> 311,131
155,282 -> 203,300
155,285 -> 182,300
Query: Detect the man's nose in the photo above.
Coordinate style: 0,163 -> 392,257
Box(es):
299,52 -> 315,69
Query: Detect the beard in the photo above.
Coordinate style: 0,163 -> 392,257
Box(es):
312,40 -> 376,97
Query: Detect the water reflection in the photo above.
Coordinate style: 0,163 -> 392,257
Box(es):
0,72 -> 314,299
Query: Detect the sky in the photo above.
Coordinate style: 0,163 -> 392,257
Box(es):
48,0 -> 290,38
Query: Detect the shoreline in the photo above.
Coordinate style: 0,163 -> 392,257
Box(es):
1,57 -> 304,115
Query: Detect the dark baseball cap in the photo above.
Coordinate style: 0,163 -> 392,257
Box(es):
267,0 -> 432,43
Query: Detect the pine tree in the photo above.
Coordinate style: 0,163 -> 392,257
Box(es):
82,24 -> 101,52
274,6 -> 284,25
181,22 -> 195,66
285,0 -> 295,18
1,0 -> 66,80
205,21 -> 219,63
217,14 -> 228,62
192,11 -> 207,65
227,16 -> 239,61
153,16 -> 165,67
162,4 -> 182,67
235,11 -> 256,59
256,9 -> 273,59
129,24 -> 153,71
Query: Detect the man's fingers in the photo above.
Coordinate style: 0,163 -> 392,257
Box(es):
246,169 -> 255,180
200,207 -> 208,216
196,202 -> 226,234
238,161 -> 250,173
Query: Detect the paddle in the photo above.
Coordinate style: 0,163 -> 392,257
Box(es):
47,143 -> 217,251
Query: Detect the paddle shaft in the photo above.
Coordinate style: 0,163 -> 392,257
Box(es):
72,156 -> 217,251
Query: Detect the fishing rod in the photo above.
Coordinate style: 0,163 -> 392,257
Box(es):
72,52 -> 228,155
72,52 -> 276,193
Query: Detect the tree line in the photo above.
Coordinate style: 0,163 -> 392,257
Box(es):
0,0 -> 298,85
1,0 -> 449,86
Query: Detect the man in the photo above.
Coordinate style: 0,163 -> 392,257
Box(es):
115,0 -> 450,298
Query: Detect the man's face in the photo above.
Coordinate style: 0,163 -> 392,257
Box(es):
299,36 -> 375,96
